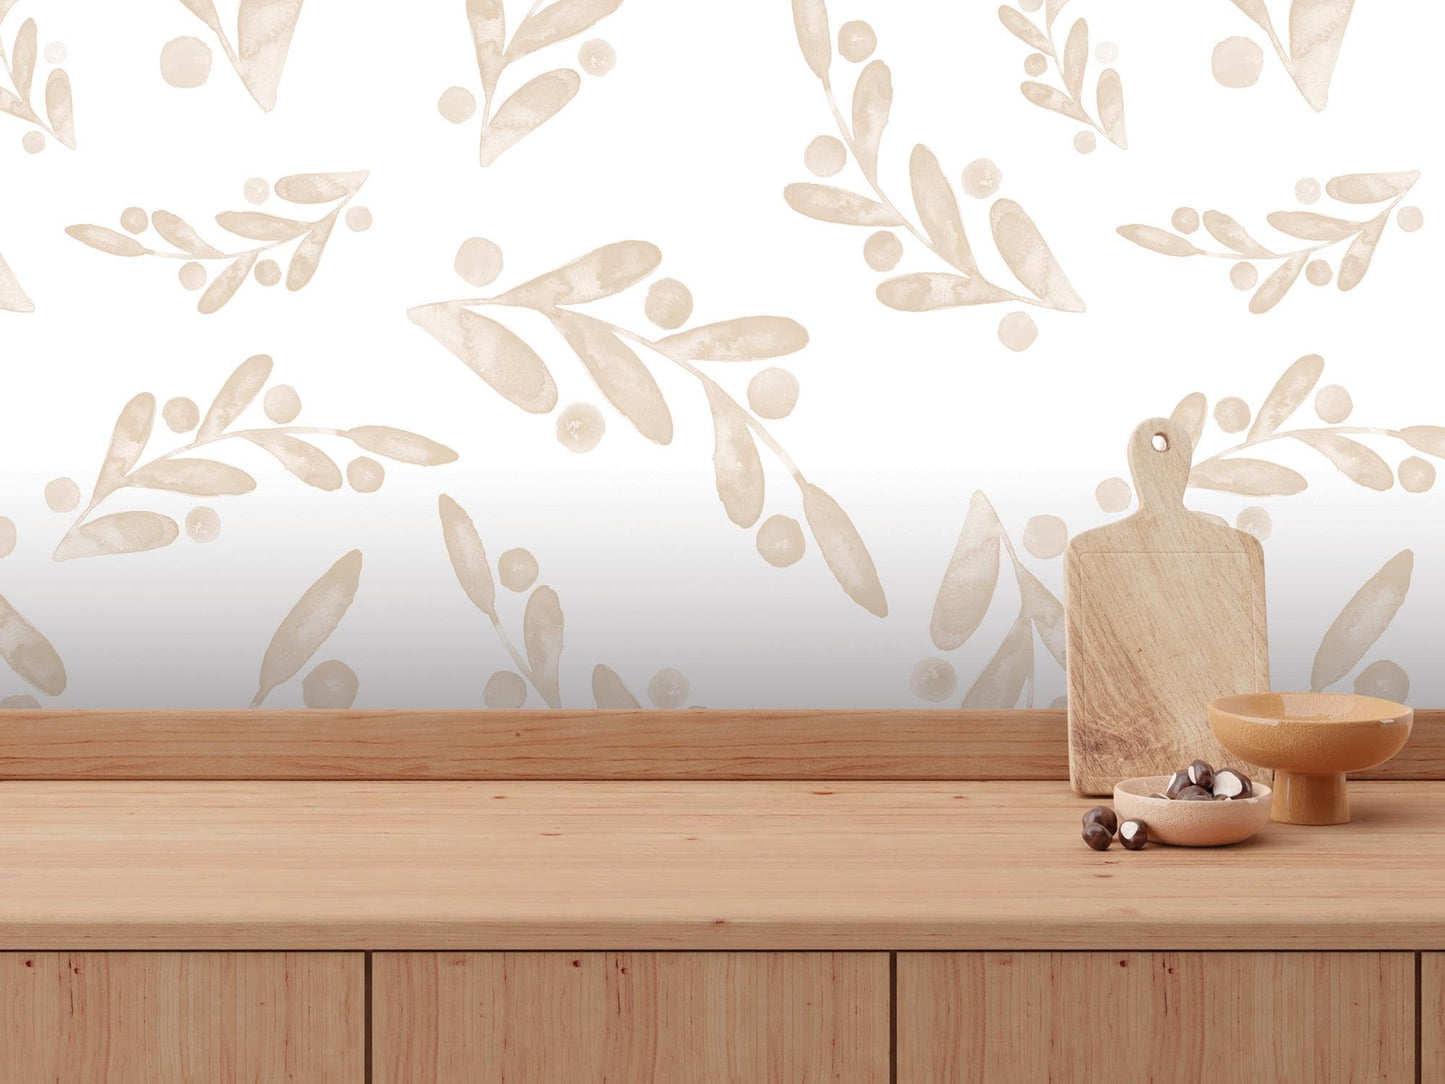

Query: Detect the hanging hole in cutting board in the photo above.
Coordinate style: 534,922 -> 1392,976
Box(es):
1151,432 -> 1170,452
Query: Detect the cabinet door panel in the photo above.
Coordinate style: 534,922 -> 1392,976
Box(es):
374,951 -> 889,1083
898,951 -> 1413,1083
1424,953 -> 1445,1083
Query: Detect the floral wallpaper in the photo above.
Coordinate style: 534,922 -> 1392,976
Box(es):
0,0 -> 1438,710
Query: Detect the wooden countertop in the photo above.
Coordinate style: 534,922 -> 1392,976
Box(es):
2,780 -> 1442,950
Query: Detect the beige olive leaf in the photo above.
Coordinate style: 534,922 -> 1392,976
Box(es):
243,432 -> 342,490
1249,251 -> 1306,314
286,214 -> 336,292
1116,225 -> 1199,256
127,458 -> 256,496
1096,68 -> 1125,148
1291,432 -> 1393,491
961,611 -> 1033,709
910,145 -> 976,275
272,171 -> 369,204
197,354 -> 273,441
0,593 -> 66,696
151,211 -> 226,257
1189,458 -> 1307,496
592,663 -> 640,708
438,494 -> 495,617
876,272 -> 1011,311
1288,0 -> 1355,111
655,317 -> 808,361
1202,211 -> 1276,258
989,199 -> 1085,311
1265,211 -> 1364,242
803,482 -> 887,617
851,60 -> 891,181
53,510 -> 179,561
93,392 -> 155,503
0,252 -> 33,313
198,251 -> 257,313
1248,353 -> 1324,440
407,303 -> 558,413
930,490 -> 1000,651
1019,81 -> 1089,123
523,585 -> 564,708
705,384 -> 764,528
176,0 -> 224,32
1045,0 -> 1070,27
467,0 -> 506,98
1325,171 -> 1419,204
998,6 -> 1050,51
1061,19 -> 1087,99
1020,569 -> 1065,668
550,309 -> 672,444
12,17 -> 34,98
0,87 -> 28,120
251,548 -> 362,706
345,426 -> 458,466
1337,214 -> 1386,292
792,0 -> 831,80
495,240 -> 662,308
1399,426 -> 1445,457
784,183 -> 904,227
1170,392 -> 1208,454
1229,0 -> 1271,29
1311,549 -> 1412,691
506,0 -> 622,64
44,70 -> 75,148
478,68 -> 581,166
66,225 -> 147,257
215,211 -> 310,242
236,0 -> 305,111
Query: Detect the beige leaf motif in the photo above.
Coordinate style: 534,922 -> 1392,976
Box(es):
1288,0 -> 1355,112
215,211 -> 310,242
655,317 -> 808,361
876,272 -> 1010,311
851,60 -> 891,181
1265,211 -> 1363,242
1061,19 -> 1087,100
127,458 -> 257,496
199,252 -> 258,314
0,250 -> 34,313
346,426 -> 458,465
152,211 -> 226,257
1326,172 -> 1418,204
93,392 -> 156,503
1336,214 -> 1385,292
467,0 -> 506,98
1400,426 -> 1445,457
784,183 -> 904,227
910,145 -> 975,274
1249,354 -> 1323,439
438,494 -> 495,617
506,0 -> 622,64
962,612 -> 1032,709
235,0 -> 305,112
1096,68 -> 1125,148
252,548 -> 362,706
1046,0 -> 1070,27
273,171 -> 369,204
792,0 -> 831,80
478,69 -> 580,167
989,199 -> 1085,312
12,17 -> 34,98
1291,431 -> 1393,490
1116,225 -> 1199,256
705,384 -> 764,528
53,510 -> 179,561
1020,569 -> 1066,668
1019,82 -> 1089,123
176,0 -> 223,33
1311,549 -> 1411,690
0,593 -> 66,696
407,303 -> 558,413
244,432 -> 341,490
1189,458 -> 1307,496
1203,211 -> 1275,258
286,214 -> 335,292
1170,392 -> 1207,453
44,69 -> 74,148
998,6 -> 1050,51
66,225 -> 146,257
592,664 -> 639,708
802,482 -> 887,617
523,586 -> 564,709
198,354 -> 273,441
930,490 -> 1000,651
1249,251 -> 1306,314
496,241 -> 662,308
550,308 -> 673,444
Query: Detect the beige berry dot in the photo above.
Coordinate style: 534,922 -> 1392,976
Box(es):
0,695 -> 40,709
1399,456 -> 1436,493
303,659 -> 359,709
498,548 -> 539,592
1236,506 -> 1272,541
43,477 -> 79,513
1314,384 -> 1352,423
1023,52 -> 1048,76
347,456 -> 384,493
997,311 -> 1038,352
1095,41 -> 1118,64
1295,177 -> 1321,204
1022,514 -> 1068,559
43,41 -> 67,64
243,177 -> 269,204
803,134 -> 846,177
1229,262 -> 1258,290
0,516 -> 15,559
1019,0 -> 1042,10
863,230 -> 902,271
176,263 -> 208,292
120,207 -> 148,234
578,38 -> 615,75
1305,259 -> 1332,286
162,396 -> 199,433
1212,36 -> 1263,88
557,403 -> 605,453
756,514 -> 805,567
254,259 -> 281,286
185,505 -> 220,542
483,670 -> 527,709
647,668 -> 690,709
345,206 -> 372,232
438,86 -> 476,123
1171,207 -> 1200,234
910,657 -> 957,703
1096,476 -> 1131,513
1073,131 -> 1096,154
961,158 -> 1002,199
746,368 -> 797,420
263,384 -> 301,423
644,278 -> 692,330
21,130 -> 44,154
160,35 -> 212,88
1214,396 -> 1251,433
837,20 -> 876,62
1354,659 -> 1409,702
1398,206 -> 1424,232
454,237 -> 503,288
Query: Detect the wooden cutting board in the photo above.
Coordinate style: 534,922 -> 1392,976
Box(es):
1066,417 -> 1270,796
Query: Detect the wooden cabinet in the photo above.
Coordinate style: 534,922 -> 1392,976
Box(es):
897,951 -> 1415,1083
372,951 -> 890,1083
0,952 -> 363,1083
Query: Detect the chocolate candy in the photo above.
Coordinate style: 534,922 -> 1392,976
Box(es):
1175,785 -> 1214,801
1164,769 -> 1193,798
1082,822 -> 1113,850
1211,768 -> 1253,800
1187,760 -> 1214,789
1119,820 -> 1148,849
1082,805 -> 1118,835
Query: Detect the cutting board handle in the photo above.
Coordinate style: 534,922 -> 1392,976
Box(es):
1128,417 -> 1193,517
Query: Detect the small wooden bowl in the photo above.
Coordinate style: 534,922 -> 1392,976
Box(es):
1113,776 -> 1272,847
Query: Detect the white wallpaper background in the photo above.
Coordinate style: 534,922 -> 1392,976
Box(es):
0,0 -> 1440,710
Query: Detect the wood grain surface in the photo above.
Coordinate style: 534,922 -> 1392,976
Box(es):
1066,417 -> 1270,795
4,779 -> 1445,950
1425,953 -> 1445,1083
373,952 -> 889,1083
897,951 -> 1414,1083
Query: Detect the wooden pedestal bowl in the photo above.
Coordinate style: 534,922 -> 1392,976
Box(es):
1208,692 -> 1413,825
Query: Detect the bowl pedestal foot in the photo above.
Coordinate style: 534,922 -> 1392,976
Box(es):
1271,770 -> 1349,825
